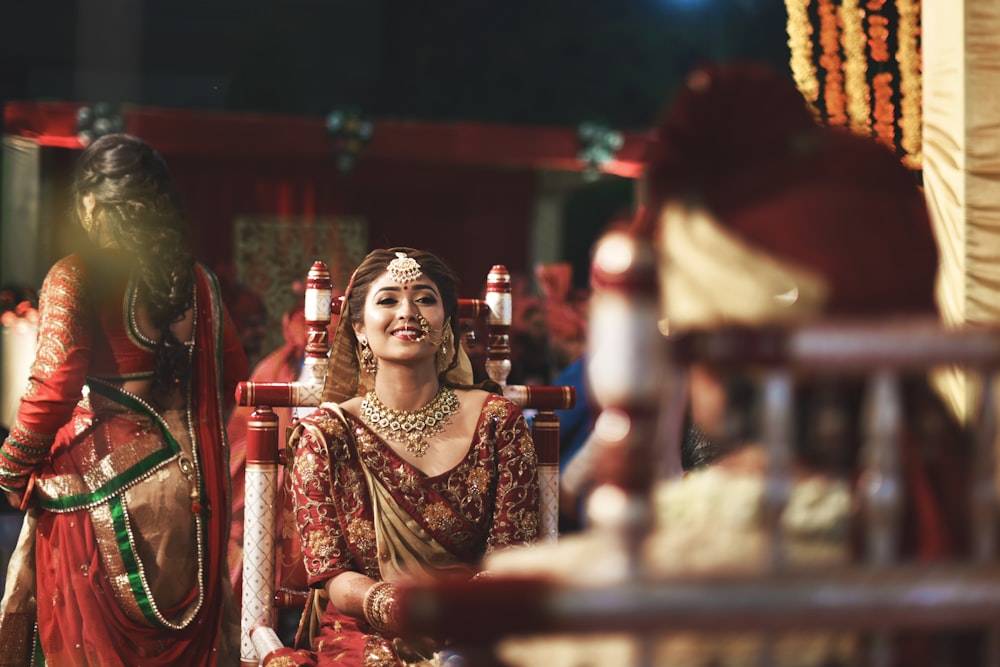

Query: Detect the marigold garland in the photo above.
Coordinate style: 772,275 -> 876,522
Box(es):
785,0 -> 820,111
785,0 -> 920,171
871,72 -> 897,149
867,15 -> 891,63
818,0 -> 848,125
895,0 -> 922,168
865,0 -> 896,148
838,0 -> 871,134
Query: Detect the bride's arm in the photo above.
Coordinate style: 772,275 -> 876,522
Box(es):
484,399 -> 541,553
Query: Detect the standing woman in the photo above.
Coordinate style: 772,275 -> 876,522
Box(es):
289,247 -> 540,666
0,134 -> 248,666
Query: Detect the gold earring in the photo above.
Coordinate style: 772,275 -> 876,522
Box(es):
359,337 -> 377,375
437,328 -> 452,373
82,210 -> 94,233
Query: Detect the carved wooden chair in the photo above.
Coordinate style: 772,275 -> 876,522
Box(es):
393,230 -> 1000,667
236,261 -> 576,665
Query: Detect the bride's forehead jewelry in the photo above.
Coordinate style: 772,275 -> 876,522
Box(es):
387,252 -> 422,284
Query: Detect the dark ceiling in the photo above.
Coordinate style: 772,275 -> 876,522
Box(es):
1,0 -> 791,131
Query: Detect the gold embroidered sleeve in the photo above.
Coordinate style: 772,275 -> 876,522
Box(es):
289,411 -> 356,586
1,257 -> 90,492
485,399 -> 540,553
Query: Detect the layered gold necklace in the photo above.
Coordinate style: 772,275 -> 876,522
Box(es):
360,385 -> 459,456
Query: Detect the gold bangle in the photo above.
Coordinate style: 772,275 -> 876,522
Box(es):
362,581 -> 399,634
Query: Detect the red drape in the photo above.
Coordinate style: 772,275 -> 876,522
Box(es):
4,101 -> 645,290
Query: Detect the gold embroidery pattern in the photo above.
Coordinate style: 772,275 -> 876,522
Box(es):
348,516 -> 376,555
1,259 -> 89,487
34,430 -> 170,509
27,257 -> 88,392
363,636 -> 398,667
291,398 -> 539,583
481,397 -> 509,424
422,502 -> 457,533
360,415 -> 483,555
264,657 -> 299,667
309,410 -> 350,446
306,527 -> 336,561
465,467 -> 490,495
291,419 -> 347,581
292,407 -> 381,580
91,502 -> 151,624
1,419 -> 51,487
482,399 -> 540,552
292,449 -> 320,482
356,427 -> 381,453
4,420 -> 49,451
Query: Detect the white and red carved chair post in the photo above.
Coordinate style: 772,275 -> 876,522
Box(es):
503,385 -> 575,543
482,263 -> 570,542
484,264 -> 513,387
240,407 -> 279,667
239,261 -> 332,667
584,229 -> 667,572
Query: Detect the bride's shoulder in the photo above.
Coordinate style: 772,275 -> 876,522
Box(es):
300,398 -> 361,435
456,387 -> 522,420
454,387 -> 491,408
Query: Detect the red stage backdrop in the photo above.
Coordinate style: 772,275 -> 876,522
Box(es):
3,101 -> 649,299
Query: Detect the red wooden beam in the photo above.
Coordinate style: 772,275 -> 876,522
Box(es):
4,101 -> 650,177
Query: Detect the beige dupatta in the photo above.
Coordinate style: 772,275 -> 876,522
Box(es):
362,463 -> 475,585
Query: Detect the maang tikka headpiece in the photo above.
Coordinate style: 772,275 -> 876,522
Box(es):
387,252 -> 422,284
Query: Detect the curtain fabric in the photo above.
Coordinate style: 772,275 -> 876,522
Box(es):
923,0 -> 1000,422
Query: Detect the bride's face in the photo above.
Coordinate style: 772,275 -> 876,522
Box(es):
356,271 -> 445,367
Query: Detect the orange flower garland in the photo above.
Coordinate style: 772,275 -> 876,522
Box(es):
865,0 -> 896,148
785,0 -> 921,171
818,0 -> 848,125
871,71 -> 897,149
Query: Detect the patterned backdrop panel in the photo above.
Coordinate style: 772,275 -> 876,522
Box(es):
234,216 -> 367,366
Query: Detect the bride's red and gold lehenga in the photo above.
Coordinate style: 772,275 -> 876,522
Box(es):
0,249 -> 248,666
289,393 -> 539,666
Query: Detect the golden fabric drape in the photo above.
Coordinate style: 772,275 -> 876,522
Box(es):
923,0 -> 1000,423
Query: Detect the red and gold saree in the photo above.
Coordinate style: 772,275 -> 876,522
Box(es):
0,254 -> 247,666
289,393 -> 539,666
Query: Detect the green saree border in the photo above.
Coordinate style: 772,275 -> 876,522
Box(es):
36,380 -> 180,512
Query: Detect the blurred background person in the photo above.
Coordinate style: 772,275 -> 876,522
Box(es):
508,301 -> 553,387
